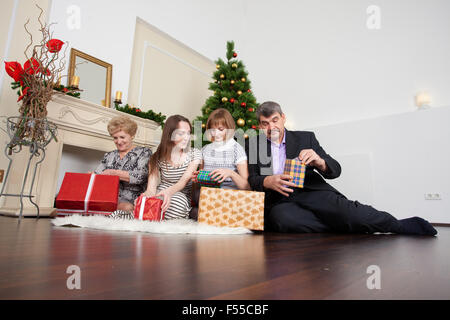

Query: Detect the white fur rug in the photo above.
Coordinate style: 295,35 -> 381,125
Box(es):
51,215 -> 252,235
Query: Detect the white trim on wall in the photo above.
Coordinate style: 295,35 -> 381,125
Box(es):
0,0 -> 20,102
137,41 -> 210,106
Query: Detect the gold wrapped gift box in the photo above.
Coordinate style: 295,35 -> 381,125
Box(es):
198,187 -> 265,231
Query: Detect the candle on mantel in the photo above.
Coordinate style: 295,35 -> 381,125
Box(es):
101,99 -> 106,106
115,91 -> 122,101
71,75 -> 80,87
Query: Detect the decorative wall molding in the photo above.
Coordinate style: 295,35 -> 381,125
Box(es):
49,95 -> 160,143
58,106 -> 110,125
138,40 -> 210,106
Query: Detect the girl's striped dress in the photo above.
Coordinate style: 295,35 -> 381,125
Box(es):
157,148 -> 201,220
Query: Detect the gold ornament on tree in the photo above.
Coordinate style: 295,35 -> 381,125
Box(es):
216,64 -> 220,69
220,74 -> 225,79
237,118 -> 245,127
221,97 -> 228,103
230,80 -> 235,85
241,77 -> 246,82
237,90 -> 242,95
232,63 -> 238,69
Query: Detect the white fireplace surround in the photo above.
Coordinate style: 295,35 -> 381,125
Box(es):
0,95 -> 160,217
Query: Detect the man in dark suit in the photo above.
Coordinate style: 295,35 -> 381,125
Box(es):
245,101 -> 437,235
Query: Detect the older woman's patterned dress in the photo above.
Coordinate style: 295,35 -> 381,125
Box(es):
95,146 -> 152,204
157,148 -> 201,220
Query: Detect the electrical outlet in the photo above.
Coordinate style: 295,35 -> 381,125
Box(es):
424,193 -> 442,200
0,169 -> 4,183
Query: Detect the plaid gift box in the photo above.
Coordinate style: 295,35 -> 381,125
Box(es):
133,195 -> 164,221
283,158 -> 306,188
196,170 -> 221,188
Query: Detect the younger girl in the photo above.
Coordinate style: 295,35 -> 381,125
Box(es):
193,108 -> 250,190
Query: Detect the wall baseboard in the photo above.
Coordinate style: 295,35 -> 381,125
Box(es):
431,223 -> 450,227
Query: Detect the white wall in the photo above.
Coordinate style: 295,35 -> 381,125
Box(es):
308,106 -> 450,223
48,0 -> 450,125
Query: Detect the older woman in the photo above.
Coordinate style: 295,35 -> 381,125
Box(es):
94,115 -> 152,213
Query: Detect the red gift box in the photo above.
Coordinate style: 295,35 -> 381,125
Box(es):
133,195 -> 164,221
55,172 -> 119,216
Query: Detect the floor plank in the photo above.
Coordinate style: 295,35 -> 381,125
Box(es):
0,216 -> 449,299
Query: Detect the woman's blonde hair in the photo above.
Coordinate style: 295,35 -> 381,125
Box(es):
107,115 -> 138,136
205,108 -> 236,141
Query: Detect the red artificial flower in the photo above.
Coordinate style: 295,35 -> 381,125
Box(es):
41,68 -> 51,76
4,61 -> 24,82
46,39 -> 64,53
23,57 -> 52,77
63,88 -> 68,93
136,109 -> 141,112
17,87 -> 29,102
23,58 -> 40,75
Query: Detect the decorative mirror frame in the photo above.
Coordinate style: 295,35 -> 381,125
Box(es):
68,48 -> 113,107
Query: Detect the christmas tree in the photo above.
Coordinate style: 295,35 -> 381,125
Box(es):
194,41 -> 259,146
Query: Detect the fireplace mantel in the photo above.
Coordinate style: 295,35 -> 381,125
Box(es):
0,95 -> 161,217
47,95 -> 160,147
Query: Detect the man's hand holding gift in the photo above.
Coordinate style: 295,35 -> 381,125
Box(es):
263,174 -> 297,197
298,149 -> 327,172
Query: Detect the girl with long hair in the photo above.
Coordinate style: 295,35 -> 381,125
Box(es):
143,115 -> 201,219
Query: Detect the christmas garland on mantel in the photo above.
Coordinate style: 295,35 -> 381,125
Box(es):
114,103 -> 166,128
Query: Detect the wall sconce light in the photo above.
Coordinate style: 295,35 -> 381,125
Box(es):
415,92 -> 431,110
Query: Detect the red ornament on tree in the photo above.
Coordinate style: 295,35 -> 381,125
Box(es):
230,98 -> 235,103
252,125 -> 257,129
248,108 -> 254,112
241,102 -> 246,107
247,89 -> 252,93
233,52 -> 237,58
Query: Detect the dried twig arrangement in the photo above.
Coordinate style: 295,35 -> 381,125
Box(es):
4,5 -> 80,150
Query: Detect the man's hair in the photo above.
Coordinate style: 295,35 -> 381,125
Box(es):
256,101 -> 284,122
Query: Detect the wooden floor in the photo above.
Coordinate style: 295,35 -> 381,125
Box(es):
0,215 -> 449,300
